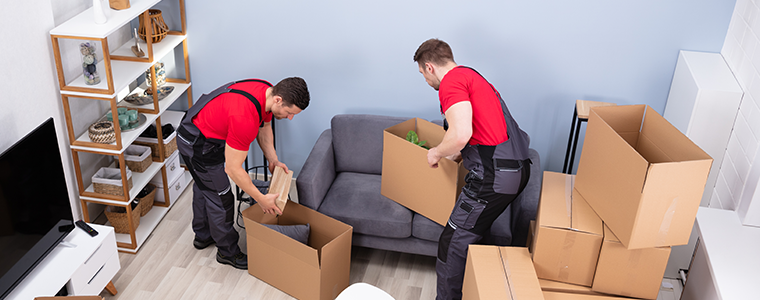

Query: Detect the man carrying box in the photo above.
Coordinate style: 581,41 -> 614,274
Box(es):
177,78 -> 310,269
414,38 -> 532,299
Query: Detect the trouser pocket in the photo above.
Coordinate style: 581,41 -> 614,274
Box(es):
492,158 -> 523,195
449,193 -> 486,230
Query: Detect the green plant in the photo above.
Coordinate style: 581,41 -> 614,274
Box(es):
406,130 -> 429,149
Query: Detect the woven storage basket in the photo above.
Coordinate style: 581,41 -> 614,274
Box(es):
93,167 -> 133,196
137,183 -> 156,217
105,204 -> 140,234
88,121 -> 116,144
124,144 -> 152,173
135,130 -> 177,160
138,9 -> 169,43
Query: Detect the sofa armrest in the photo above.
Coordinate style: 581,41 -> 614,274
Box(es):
510,148 -> 542,246
296,129 -> 336,210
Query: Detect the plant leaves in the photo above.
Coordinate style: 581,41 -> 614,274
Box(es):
406,130 -> 419,145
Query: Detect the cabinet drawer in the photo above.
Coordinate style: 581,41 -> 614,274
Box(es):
155,170 -> 187,204
67,230 -> 118,294
68,251 -> 120,295
150,150 -> 182,186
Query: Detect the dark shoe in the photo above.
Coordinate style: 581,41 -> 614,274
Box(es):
193,236 -> 215,249
216,252 -> 248,269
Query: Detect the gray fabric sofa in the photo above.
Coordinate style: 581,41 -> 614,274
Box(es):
296,114 -> 541,256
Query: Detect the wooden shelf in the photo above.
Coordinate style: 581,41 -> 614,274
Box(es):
81,161 -> 164,201
117,82 -> 191,112
71,112 -> 159,154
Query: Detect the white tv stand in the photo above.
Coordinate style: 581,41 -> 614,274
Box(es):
5,224 -> 120,299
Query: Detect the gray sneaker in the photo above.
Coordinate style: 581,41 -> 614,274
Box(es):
216,252 -> 248,270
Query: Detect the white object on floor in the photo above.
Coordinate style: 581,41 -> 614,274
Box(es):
336,283 -> 395,300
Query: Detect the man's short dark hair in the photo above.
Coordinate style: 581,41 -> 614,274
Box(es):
414,38 -> 455,66
272,77 -> 310,110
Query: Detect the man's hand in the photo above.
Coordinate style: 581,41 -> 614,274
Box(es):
427,147 -> 442,168
445,152 -> 462,163
258,192 -> 283,215
268,160 -> 289,174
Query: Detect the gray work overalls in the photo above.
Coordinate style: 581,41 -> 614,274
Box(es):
436,67 -> 531,300
177,79 -> 270,257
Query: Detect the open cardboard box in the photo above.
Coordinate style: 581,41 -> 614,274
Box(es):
539,279 -> 605,296
575,105 -> 712,249
381,118 -> 467,226
532,171 -> 603,287
242,201 -> 353,300
463,245 -> 544,300
591,224 -> 671,300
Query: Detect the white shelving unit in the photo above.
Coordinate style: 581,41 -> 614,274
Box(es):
50,0 -> 193,253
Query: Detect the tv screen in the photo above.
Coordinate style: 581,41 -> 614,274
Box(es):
0,117 -> 74,299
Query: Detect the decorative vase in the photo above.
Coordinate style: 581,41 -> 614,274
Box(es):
145,61 -> 166,87
80,43 -> 101,85
109,0 -> 130,10
92,0 -> 107,24
138,9 -> 169,43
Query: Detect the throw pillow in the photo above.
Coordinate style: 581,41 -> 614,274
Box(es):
262,223 -> 310,245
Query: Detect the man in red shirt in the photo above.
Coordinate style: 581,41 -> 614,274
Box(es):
177,77 -> 309,269
414,39 -> 532,299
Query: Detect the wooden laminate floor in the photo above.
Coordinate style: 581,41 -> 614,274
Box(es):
99,180 -> 682,300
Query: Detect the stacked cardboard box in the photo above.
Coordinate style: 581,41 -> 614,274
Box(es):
531,105 -> 711,299
462,245 -> 545,300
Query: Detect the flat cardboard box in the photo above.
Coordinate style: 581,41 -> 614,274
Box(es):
381,118 -> 467,226
539,279 -> 604,296
591,224 -> 671,300
543,291 -> 632,300
532,171 -> 603,287
463,245 -> 544,300
242,201 -> 353,300
575,105 -> 712,249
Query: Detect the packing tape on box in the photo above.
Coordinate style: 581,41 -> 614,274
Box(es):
657,197 -> 678,245
557,233 -> 577,281
498,249 -> 517,300
565,175 -> 574,219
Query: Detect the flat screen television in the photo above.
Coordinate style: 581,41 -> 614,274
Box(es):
0,117 -> 74,299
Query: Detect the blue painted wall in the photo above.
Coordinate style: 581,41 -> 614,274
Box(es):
184,0 -> 735,175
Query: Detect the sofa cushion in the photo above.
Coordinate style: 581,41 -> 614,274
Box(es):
412,214 -> 444,242
317,172 -> 412,238
331,114 -> 409,174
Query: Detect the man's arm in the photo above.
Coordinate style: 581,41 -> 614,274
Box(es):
427,101 -> 472,168
225,144 -> 282,215
256,122 -> 289,174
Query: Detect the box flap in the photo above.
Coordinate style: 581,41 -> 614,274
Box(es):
242,204 -> 319,269
384,118 -> 418,142
318,226 -> 353,299
543,291 -> 628,299
590,105 -> 645,148
464,245 -> 544,300
602,224 -> 620,243
539,279 -> 600,295
638,105 -> 712,163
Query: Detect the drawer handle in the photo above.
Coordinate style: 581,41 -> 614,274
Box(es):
170,165 -> 176,171
175,183 -> 181,190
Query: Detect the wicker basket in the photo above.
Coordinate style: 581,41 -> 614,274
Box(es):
138,9 -> 169,43
135,130 -> 177,160
137,183 -> 156,217
124,145 -> 152,173
88,121 -> 116,144
105,204 -> 140,234
93,167 -> 133,196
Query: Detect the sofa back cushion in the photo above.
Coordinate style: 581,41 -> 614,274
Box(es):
331,114 -> 410,174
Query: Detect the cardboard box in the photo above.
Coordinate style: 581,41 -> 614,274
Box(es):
381,118 -> 467,226
527,219 -> 536,253
543,291 -> 632,300
242,201 -> 353,300
539,279 -> 605,296
575,105 -> 712,249
463,245 -> 544,300
591,224 -> 671,300
532,171 -> 603,287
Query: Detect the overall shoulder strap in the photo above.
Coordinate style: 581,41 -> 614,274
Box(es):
228,89 -> 265,128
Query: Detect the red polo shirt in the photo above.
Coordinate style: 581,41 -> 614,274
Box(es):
439,66 -> 508,146
192,80 -> 273,151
